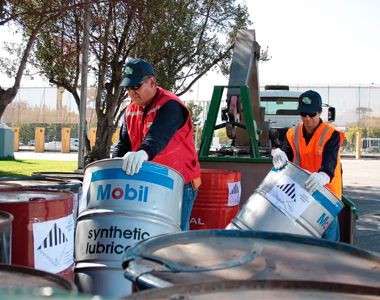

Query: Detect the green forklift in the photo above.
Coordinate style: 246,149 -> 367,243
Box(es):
197,29 -> 356,244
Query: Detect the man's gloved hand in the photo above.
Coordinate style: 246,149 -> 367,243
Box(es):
305,172 -> 330,193
271,148 -> 288,169
122,150 -> 148,175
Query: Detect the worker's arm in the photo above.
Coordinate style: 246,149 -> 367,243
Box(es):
281,136 -> 294,161
112,116 -> 131,158
319,131 -> 341,180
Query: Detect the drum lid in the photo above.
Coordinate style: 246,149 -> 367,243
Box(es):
123,230 -> 380,289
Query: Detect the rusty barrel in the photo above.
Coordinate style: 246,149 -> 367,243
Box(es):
190,169 -> 241,230
0,189 -> 75,282
226,162 -> 343,237
0,177 -> 82,224
75,159 -> 184,298
0,210 -> 13,264
122,230 -> 380,291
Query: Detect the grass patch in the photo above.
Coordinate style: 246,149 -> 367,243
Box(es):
0,159 -> 78,177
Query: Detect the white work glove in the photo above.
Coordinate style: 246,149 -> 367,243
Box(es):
122,150 -> 148,175
305,172 -> 330,194
271,148 -> 288,169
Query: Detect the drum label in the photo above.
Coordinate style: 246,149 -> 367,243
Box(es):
33,214 -> 74,274
227,181 -> 241,206
85,225 -> 150,255
267,175 -> 312,220
75,217 -> 178,261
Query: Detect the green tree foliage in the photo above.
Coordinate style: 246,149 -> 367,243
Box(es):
186,102 -> 203,128
186,101 -> 203,147
28,0 -> 251,161
0,0 -> 76,119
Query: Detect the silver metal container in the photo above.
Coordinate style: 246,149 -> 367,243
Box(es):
122,280 -> 380,300
122,230 -> 380,291
226,162 -> 343,237
75,159 -> 184,298
80,159 -> 183,227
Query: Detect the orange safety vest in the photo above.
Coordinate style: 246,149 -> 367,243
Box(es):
125,87 -> 201,185
286,122 -> 345,199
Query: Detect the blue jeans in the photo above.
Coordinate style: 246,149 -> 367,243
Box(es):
180,183 -> 198,231
322,217 -> 340,242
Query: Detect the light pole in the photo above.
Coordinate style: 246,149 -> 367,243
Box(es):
78,0 -> 91,170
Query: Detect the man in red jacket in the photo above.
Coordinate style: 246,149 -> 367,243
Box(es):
113,58 -> 201,231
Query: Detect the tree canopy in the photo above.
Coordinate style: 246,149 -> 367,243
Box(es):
1,0 -> 253,162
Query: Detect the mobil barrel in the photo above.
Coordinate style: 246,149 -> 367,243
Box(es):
0,264 -> 77,298
226,162 -> 343,237
122,280 -> 380,299
79,158 -> 183,222
75,159 -> 183,298
190,169 -> 241,230
122,230 -> 380,291
0,177 -> 82,223
0,210 -> 13,264
0,189 -> 75,281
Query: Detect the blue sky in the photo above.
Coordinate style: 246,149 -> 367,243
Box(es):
245,0 -> 380,86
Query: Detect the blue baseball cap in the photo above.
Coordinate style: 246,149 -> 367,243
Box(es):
120,58 -> 155,87
297,90 -> 322,114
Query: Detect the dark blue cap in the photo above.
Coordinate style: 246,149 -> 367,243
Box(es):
120,58 -> 155,87
297,90 -> 322,114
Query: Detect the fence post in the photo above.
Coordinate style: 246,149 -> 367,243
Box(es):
13,127 -> 20,152
355,131 -> 362,159
62,128 -> 71,153
35,127 -> 45,153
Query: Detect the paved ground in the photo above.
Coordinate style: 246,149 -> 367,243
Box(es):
341,158 -> 380,254
12,152 -> 380,254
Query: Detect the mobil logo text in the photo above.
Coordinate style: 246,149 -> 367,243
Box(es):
96,183 -> 149,202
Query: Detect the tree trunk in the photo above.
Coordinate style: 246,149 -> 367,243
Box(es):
0,87 -> 18,120
86,112 -> 115,163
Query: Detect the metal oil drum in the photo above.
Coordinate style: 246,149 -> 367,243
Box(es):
227,162 -> 343,237
0,263 -> 77,298
79,158 -> 183,222
75,159 -> 184,298
32,171 -> 84,182
122,230 -> 380,291
190,169 -> 241,230
0,189 -> 75,282
0,177 -> 82,224
122,280 -> 380,300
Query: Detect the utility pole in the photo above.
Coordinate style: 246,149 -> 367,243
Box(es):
78,0 -> 91,170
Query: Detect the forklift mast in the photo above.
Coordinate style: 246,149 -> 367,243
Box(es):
225,30 -> 266,148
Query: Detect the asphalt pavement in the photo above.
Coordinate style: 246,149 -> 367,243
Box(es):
11,151 -> 380,254
341,158 -> 380,254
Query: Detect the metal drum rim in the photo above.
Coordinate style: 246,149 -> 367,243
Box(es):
0,263 -> 77,292
122,229 -> 380,270
84,158 -> 185,182
122,279 -> 380,298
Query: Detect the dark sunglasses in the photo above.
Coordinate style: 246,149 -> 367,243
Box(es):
300,112 -> 317,118
127,78 -> 149,91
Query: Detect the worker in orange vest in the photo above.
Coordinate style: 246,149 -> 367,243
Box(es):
272,90 -> 345,241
